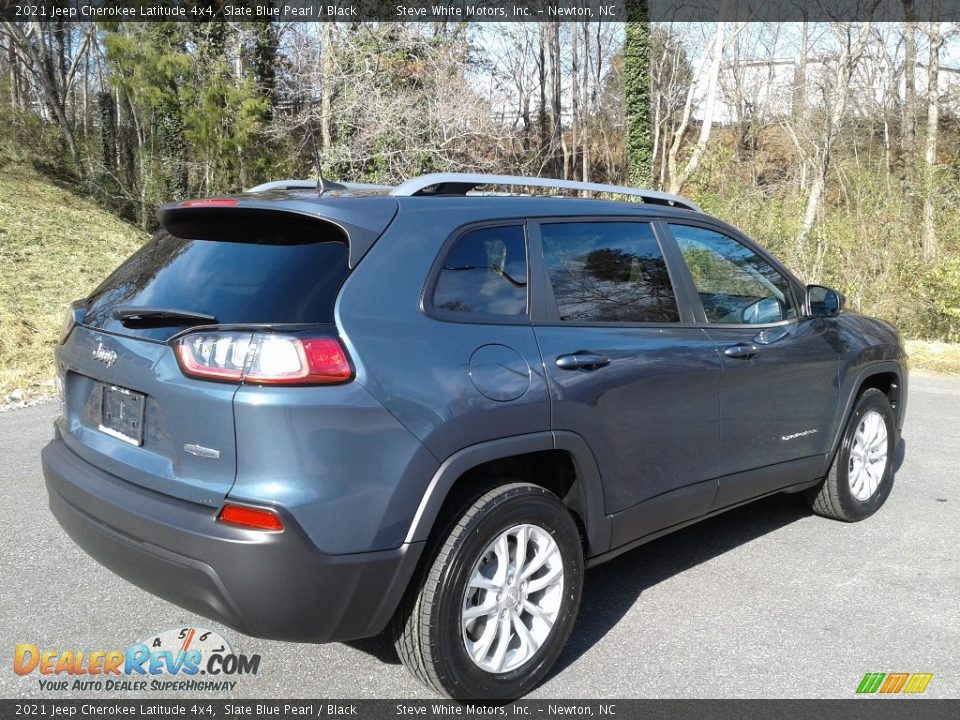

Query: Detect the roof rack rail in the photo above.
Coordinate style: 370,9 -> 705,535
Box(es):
245,179 -> 393,194
389,173 -> 701,212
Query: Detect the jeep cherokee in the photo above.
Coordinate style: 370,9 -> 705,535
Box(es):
42,173 -> 907,699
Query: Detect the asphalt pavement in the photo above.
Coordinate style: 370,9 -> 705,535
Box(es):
2,373 -> 957,699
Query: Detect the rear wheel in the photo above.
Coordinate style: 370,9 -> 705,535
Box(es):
807,388 -> 896,521
393,483 -> 583,700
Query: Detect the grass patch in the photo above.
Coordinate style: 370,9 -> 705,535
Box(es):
906,340 -> 960,376
0,164 -> 147,402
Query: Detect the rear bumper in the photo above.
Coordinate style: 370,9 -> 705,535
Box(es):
42,434 -> 423,643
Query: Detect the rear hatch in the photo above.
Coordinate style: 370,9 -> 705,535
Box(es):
56,197 -> 397,506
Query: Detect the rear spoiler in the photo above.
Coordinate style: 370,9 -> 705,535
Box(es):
157,197 -> 399,269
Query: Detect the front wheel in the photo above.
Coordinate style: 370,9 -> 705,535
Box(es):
807,387 -> 897,521
393,483 -> 584,700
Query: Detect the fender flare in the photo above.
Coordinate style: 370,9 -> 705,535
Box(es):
403,431 -> 612,557
828,360 -> 906,466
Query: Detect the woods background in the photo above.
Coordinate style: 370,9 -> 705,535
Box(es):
1,19 -> 959,345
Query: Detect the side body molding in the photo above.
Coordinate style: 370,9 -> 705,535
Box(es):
404,431 -> 612,558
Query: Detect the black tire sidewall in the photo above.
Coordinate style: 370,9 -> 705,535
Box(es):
429,486 -> 583,701
833,389 -> 897,520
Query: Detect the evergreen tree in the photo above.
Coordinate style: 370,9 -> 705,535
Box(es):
102,22 -> 269,224
624,1 -> 653,187
253,19 -> 279,123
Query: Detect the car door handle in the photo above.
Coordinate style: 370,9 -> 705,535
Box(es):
723,343 -> 760,360
555,352 -> 611,371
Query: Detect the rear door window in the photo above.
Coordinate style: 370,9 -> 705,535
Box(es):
540,221 -> 680,323
432,225 -> 528,318
83,231 -> 350,341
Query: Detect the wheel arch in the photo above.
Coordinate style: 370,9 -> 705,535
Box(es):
829,361 -> 906,466
403,431 -> 611,558
856,369 -> 905,427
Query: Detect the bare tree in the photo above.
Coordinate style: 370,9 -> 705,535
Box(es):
489,25 -> 539,156
870,25 -> 902,186
795,22 -> 874,252
650,27 -> 691,189
0,21 -> 91,163
665,22 -> 727,194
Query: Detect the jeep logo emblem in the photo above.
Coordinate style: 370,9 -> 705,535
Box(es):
92,342 -> 117,367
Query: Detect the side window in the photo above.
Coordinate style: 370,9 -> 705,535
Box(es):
669,224 -> 798,325
540,222 -> 679,323
432,225 -> 527,317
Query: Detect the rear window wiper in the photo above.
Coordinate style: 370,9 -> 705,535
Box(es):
112,307 -> 218,327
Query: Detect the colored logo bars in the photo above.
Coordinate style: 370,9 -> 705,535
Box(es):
856,672 -> 933,694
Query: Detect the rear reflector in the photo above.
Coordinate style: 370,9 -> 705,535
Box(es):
175,332 -> 353,385
218,504 -> 284,531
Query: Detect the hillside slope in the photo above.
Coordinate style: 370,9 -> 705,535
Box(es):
0,165 -> 147,403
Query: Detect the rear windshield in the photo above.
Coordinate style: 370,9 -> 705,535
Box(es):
83,231 -> 349,341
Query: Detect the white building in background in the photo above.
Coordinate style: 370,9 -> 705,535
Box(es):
713,56 -> 960,124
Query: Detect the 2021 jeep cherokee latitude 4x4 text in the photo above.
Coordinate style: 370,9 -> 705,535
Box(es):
42,173 -> 906,700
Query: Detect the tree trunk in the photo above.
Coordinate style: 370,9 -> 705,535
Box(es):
624,2 -> 652,187
651,52 -> 661,177
98,91 -> 117,172
253,16 -> 279,123
922,21 -> 943,262
902,4 -> 917,190
570,21 -> 579,182
796,20 -> 810,191
548,22 -> 563,178
80,41 -> 87,138
320,22 -> 335,151
538,26 -> 548,166
581,21 -> 591,184
731,33 -> 744,161
8,43 -> 21,110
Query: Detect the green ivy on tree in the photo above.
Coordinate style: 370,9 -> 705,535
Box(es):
624,1 -> 652,188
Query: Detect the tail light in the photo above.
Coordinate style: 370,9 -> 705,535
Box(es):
218,503 -> 284,531
174,332 -> 352,385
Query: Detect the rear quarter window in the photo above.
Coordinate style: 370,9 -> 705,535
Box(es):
431,225 -> 528,319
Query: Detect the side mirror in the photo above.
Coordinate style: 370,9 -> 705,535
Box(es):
807,285 -> 843,317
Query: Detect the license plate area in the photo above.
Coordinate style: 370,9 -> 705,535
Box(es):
98,384 -> 146,446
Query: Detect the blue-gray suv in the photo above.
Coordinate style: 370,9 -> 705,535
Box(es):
42,173 -> 907,700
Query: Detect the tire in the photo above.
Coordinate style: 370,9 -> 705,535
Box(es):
392,482 -> 584,700
807,388 -> 897,522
